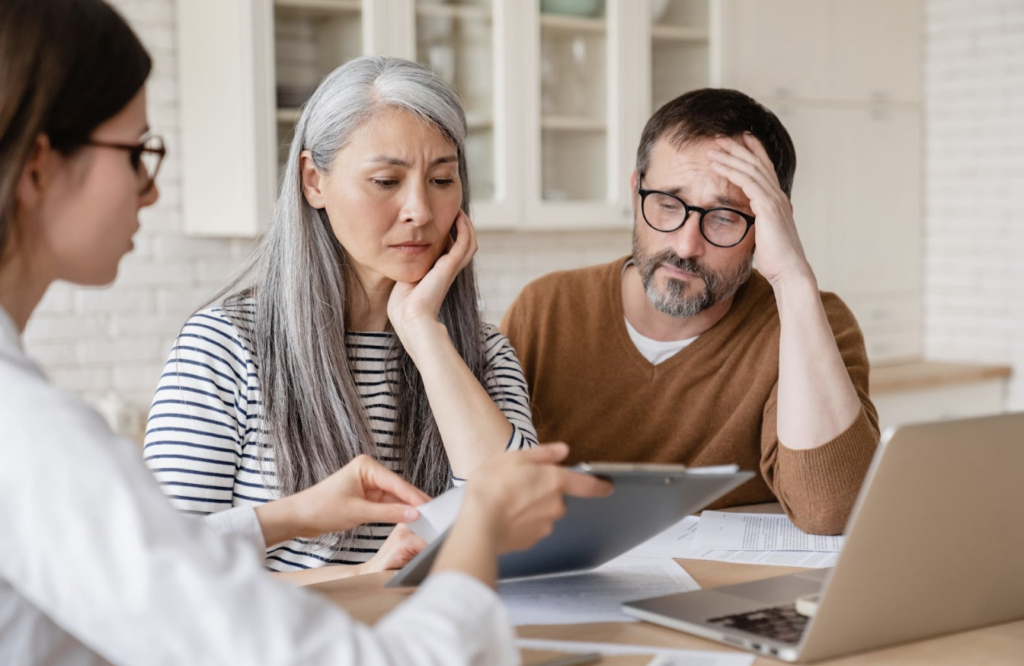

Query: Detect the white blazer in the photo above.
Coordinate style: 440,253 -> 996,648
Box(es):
0,306 -> 516,666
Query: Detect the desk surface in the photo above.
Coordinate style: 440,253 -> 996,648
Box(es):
278,504 -> 1024,665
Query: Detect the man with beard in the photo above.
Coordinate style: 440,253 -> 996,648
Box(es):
501,89 -> 879,535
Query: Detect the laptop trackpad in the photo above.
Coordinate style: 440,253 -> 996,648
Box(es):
721,572 -> 825,605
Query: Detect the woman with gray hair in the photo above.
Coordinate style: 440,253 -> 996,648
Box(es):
144,56 -> 538,574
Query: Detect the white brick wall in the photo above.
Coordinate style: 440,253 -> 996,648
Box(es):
21,0 -> 628,428
924,0 -> 1024,409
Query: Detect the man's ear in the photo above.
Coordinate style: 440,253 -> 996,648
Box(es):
629,169 -> 638,194
15,135 -> 54,214
299,150 -> 327,209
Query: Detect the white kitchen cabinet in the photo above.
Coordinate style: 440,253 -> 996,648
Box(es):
829,107 -> 922,299
720,0 -> 923,103
719,0 -> 829,102
721,0 -> 925,364
176,0 -> 718,236
402,0 -> 716,230
176,0 -> 276,237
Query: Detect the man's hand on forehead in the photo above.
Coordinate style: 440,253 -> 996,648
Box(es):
708,133 -> 810,289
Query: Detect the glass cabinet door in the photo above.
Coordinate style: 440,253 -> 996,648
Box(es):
273,0 -> 364,183
537,0 -> 608,204
521,0 -> 640,229
650,0 -> 711,114
414,0 -> 497,201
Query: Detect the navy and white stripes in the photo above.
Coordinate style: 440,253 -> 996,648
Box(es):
144,298 -> 537,572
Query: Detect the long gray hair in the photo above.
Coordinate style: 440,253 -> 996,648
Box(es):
216,56 -> 487,507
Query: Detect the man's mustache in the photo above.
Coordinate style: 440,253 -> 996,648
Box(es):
652,251 -> 708,281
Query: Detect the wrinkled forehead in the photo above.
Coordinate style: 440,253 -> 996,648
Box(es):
644,136 -> 750,210
334,105 -> 459,168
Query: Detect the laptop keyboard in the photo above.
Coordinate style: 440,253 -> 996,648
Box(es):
707,603 -> 809,644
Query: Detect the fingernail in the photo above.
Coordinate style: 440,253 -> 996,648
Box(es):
404,508 -> 419,522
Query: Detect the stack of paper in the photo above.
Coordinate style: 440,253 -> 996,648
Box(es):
626,512 -> 844,568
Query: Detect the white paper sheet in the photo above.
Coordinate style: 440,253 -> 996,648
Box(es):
694,512 -> 845,552
684,548 -> 840,568
407,486 -> 463,542
625,515 -> 841,568
499,556 -> 699,626
517,638 -> 756,666
624,515 -> 703,559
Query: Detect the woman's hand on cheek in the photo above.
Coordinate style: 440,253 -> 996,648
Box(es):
387,210 -> 477,357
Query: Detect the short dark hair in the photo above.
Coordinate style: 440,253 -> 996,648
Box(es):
0,0 -> 151,259
636,88 -> 797,198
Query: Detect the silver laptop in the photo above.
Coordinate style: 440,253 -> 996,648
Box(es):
623,412 -> 1024,662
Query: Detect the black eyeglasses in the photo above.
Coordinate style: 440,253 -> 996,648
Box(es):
638,177 -> 755,248
83,134 -> 166,195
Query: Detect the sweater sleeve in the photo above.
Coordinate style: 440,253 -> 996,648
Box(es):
143,308 -> 253,516
758,294 -> 881,536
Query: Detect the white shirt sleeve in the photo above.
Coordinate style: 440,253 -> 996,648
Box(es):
203,506 -> 267,554
0,340 -> 518,666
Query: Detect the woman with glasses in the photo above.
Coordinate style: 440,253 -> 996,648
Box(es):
0,1 -> 611,663
143,56 -> 540,575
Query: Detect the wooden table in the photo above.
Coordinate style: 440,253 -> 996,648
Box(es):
278,504 -> 1024,665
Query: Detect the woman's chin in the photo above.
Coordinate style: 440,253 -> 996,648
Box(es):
387,266 -> 431,284
383,255 -> 441,284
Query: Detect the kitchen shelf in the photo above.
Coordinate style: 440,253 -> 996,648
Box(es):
539,14 -> 606,33
275,0 -> 360,11
541,115 -> 606,131
651,25 -> 709,42
416,3 -> 491,21
276,108 -> 302,123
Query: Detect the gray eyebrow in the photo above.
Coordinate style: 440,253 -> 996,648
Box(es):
366,155 -> 458,167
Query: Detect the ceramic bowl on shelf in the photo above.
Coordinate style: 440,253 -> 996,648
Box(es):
540,0 -> 604,18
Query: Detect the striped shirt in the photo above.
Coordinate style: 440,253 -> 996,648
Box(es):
143,298 -> 537,572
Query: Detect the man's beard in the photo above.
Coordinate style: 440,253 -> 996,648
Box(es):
632,230 -> 753,319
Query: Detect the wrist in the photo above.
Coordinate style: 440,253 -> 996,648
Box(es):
457,492 -> 503,552
255,499 -> 301,547
432,503 -> 501,587
273,492 -> 319,541
770,265 -> 819,307
397,319 -> 451,362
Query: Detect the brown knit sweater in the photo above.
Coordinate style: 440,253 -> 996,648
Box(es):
500,257 -> 880,535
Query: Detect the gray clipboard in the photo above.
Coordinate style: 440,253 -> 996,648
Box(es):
385,464 -> 754,588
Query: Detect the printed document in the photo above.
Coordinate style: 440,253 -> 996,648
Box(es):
694,512 -> 845,552
625,515 -> 841,568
